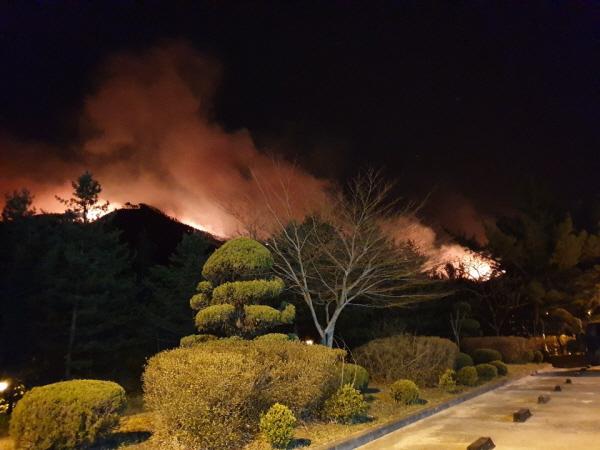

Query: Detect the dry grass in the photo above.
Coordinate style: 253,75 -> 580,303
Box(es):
0,364 -> 547,450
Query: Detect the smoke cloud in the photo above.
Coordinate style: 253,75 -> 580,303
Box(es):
0,41 -> 487,273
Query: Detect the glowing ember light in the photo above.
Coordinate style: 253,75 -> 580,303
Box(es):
304,339 -> 314,345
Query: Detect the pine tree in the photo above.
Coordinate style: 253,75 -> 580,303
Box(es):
56,171 -> 109,222
144,233 -> 212,350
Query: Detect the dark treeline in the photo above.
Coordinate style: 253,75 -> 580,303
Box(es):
0,175 -> 219,390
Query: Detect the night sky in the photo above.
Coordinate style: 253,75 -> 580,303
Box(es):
1,2 -> 599,242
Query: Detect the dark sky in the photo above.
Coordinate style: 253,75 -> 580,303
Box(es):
1,2 -> 599,239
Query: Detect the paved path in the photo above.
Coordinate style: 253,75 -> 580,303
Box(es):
357,367 -> 600,450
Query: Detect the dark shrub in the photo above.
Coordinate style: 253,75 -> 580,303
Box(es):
389,380 -> 420,404
354,334 -> 457,387
489,360 -> 508,376
471,348 -> 502,364
475,363 -> 498,381
335,363 -> 369,393
143,340 -> 344,450
322,385 -> 368,424
533,350 -> 544,363
456,366 -> 478,386
523,349 -> 535,363
9,380 -> 126,450
455,352 -> 474,370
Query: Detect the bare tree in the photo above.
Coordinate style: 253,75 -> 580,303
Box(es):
231,167 -> 444,347
474,274 -> 526,336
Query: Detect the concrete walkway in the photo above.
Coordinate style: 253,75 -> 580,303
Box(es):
357,367 -> 600,450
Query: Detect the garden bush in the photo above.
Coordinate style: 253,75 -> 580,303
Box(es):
455,352 -> 474,370
456,366 -> 478,386
461,336 -> 536,363
389,379 -> 420,405
533,350 -> 544,363
254,333 -> 295,342
9,380 -> 126,450
475,363 -> 498,381
259,403 -> 296,449
143,340 -> 344,450
470,348 -> 502,365
179,333 -> 218,347
335,363 -> 369,392
322,385 -> 368,424
354,334 -> 457,387
438,369 -> 457,392
489,360 -> 508,376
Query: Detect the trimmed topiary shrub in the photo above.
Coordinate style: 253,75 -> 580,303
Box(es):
336,363 -> 370,393
389,379 -> 420,404
259,403 -> 296,449
456,366 -> 478,386
470,348 -> 502,365
143,340 -> 344,450
322,384 -> 368,424
354,334 -> 457,387
533,350 -> 544,363
438,369 -> 457,392
9,380 -> 126,450
475,363 -> 498,381
455,352 -> 474,370
489,360 -> 508,376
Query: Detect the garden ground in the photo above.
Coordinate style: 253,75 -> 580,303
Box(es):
356,365 -> 600,450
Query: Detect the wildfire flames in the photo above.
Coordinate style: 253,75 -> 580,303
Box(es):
0,42 -> 494,280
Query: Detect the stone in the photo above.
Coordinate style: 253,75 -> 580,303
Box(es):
513,408 -> 532,422
467,436 -> 496,450
538,394 -> 550,404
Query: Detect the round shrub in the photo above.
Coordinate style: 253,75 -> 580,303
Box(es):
489,360 -> 508,376
322,385 -> 368,424
475,363 -> 498,381
438,369 -> 457,391
336,363 -> 369,393
533,350 -> 544,363
143,340 -> 344,450
9,380 -> 126,450
471,348 -> 502,365
389,379 -> 420,405
259,403 -> 296,449
455,352 -> 474,370
523,349 -> 535,363
456,366 -> 479,386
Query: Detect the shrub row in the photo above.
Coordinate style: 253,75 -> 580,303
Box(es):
354,334 -> 457,387
461,336 -> 539,363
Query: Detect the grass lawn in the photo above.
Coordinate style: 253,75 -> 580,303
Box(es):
0,364 -> 547,450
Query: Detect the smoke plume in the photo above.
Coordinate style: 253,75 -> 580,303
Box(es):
0,41 -> 487,273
